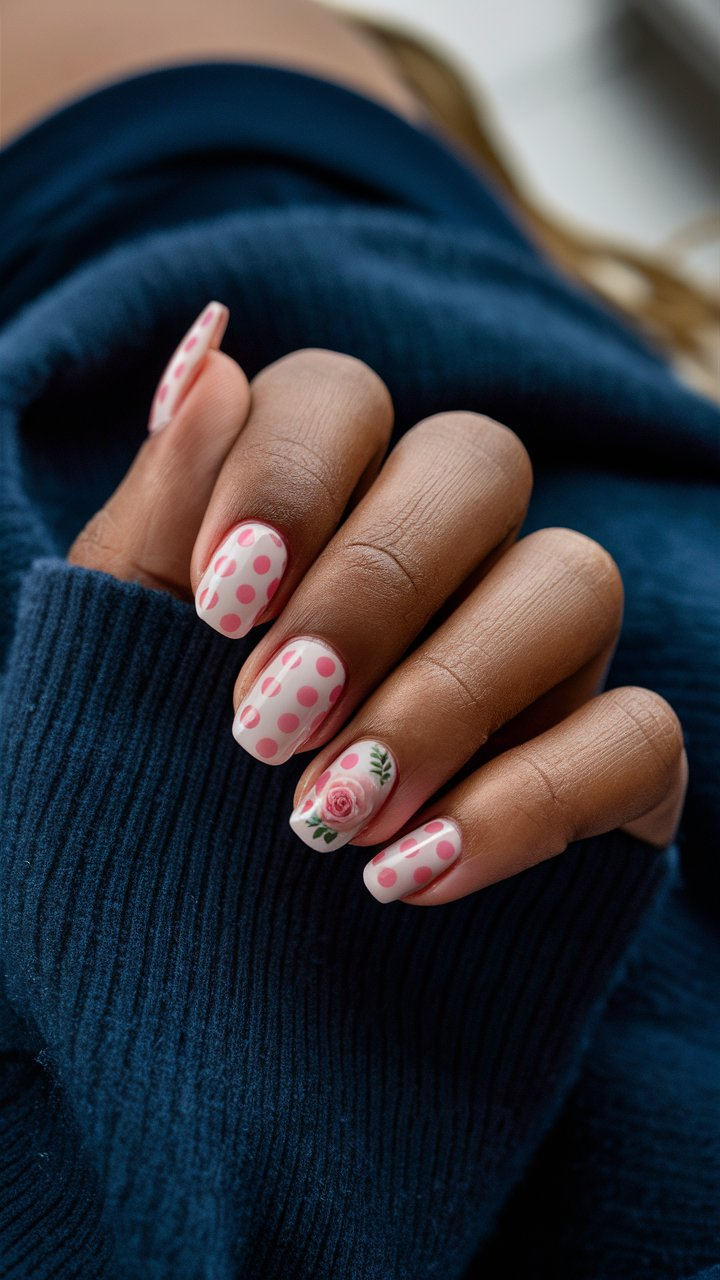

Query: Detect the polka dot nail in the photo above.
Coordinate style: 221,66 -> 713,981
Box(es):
289,739 -> 397,850
195,522 -> 288,638
233,638 -> 346,764
148,301 -> 229,434
362,819 -> 461,903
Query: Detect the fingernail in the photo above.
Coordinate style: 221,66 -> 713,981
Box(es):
196,522 -> 288,638
148,300 -> 229,434
233,638 -> 346,764
289,739 -> 397,849
362,819 -> 461,902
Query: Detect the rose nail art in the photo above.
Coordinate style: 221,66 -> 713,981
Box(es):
289,739 -> 397,849
362,819 -> 461,903
233,638 -> 346,764
148,300 -> 229,434
195,522 -> 288,638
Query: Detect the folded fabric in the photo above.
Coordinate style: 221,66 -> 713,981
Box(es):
0,63 -> 718,1280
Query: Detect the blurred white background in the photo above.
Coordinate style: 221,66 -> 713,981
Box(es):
329,0 -> 720,282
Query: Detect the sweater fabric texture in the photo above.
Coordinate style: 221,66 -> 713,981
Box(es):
0,62 -> 718,1279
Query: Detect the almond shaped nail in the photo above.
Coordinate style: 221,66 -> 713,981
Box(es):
195,522 -> 288,638
289,739 -> 397,849
233,638 -> 346,764
362,819 -> 461,902
148,300 -> 229,434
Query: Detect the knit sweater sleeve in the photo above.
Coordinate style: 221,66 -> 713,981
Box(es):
0,555 -> 674,1279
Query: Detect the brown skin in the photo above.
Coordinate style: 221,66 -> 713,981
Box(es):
8,0 -> 685,900
68,348 -> 688,904
2,0 -> 423,144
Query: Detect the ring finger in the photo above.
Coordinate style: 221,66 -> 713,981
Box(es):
287,527 -> 623,847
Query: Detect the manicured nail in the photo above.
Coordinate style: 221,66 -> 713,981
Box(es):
362,819 -> 461,902
195,522 -> 288,638
233,638 -> 346,764
289,739 -> 397,849
148,301 -> 229,434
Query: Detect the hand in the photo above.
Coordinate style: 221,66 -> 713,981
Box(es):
68,302 -> 688,905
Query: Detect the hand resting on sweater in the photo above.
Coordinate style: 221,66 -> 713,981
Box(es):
68,301 -> 688,904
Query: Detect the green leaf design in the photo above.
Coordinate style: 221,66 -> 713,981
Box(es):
305,813 -> 339,843
369,744 -> 393,786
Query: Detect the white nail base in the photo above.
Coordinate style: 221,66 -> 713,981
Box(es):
363,819 -> 461,902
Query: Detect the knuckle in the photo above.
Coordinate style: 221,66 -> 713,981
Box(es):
512,750 -> 575,849
336,536 -> 424,606
530,527 -> 624,636
241,433 -> 341,513
400,412 -> 533,520
266,348 -> 393,430
67,507 -> 124,569
414,650 -> 487,727
607,686 -> 685,771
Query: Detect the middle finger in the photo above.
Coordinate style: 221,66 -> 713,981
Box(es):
232,412 -> 532,764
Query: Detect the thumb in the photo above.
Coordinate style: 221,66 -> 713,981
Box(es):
68,302 -> 250,597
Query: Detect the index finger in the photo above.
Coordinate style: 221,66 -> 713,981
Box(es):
192,348 -> 393,638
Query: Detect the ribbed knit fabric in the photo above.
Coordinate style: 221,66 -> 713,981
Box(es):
0,63 -> 718,1279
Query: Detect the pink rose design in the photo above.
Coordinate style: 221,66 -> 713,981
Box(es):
320,775 -> 374,831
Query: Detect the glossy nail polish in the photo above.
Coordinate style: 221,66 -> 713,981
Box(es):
233,638 -> 346,764
195,522 -> 288,638
148,300 -> 229,434
362,819 -> 461,902
289,739 -> 397,849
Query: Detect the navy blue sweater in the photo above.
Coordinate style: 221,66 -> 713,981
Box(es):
0,63 -> 718,1279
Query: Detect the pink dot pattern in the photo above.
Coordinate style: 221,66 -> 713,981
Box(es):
362,818 -> 461,904
233,638 -> 346,765
147,300 -> 229,434
288,739 -> 397,851
195,521 -> 288,639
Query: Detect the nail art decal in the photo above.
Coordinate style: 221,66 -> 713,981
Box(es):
233,638 -> 346,764
148,300 -> 229,434
195,522 -> 288,638
289,740 -> 397,849
362,819 -> 461,903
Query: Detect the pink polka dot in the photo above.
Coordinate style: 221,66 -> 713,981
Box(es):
278,712 -> 300,733
413,865 -> 433,886
316,656 -> 336,677
400,838 -> 418,854
158,383 -> 169,403
301,798 -> 314,813
184,335 -> 198,352
236,584 -> 256,604
239,705 -> 260,728
201,309 -> 214,327
424,820 -> 444,834
237,527 -> 256,546
270,532 -> 284,548
174,362 -> 186,379
198,588 -> 218,610
261,677 -> 281,697
340,752 -> 359,769
436,841 -> 456,861
297,686 -> 318,707
253,555 -> 271,575
220,614 -> 241,632
371,851 -> 385,864
310,712 -> 328,733
266,578 -> 280,601
281,649 -> 301,668
315,770 -> 331,792
256,738 -> 278,759
329,684 -> 343,704
377,868 -> 398,888
214,555 -> 236,578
